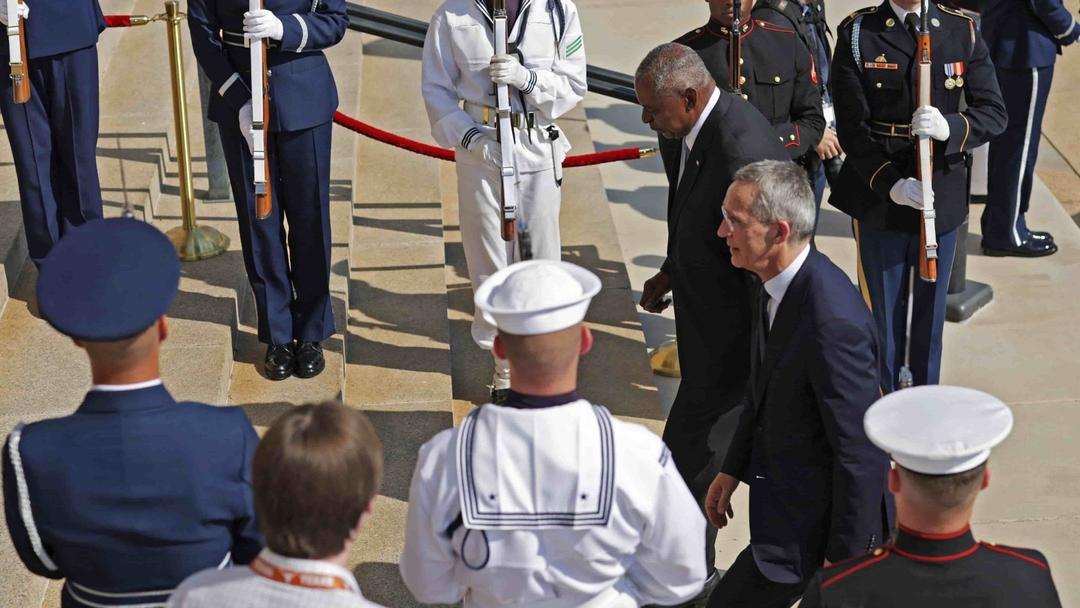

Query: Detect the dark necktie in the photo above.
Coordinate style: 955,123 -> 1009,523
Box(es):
905,13 -> 921,41
755,287 -> 770,369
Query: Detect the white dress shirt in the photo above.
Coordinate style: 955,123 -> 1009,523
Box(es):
762,244 -> 811,329
90,378 -> 164,392
679,86 -> 721,186
889,0 -> 918,24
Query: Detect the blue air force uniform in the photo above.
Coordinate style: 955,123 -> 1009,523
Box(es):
830,2 -> 1006,392
0,0 -> 105,265
980,0 -> 1078,255
2,218 -> 263,607
186,0 -> 347,348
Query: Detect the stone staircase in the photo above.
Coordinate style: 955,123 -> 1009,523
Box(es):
0,1 -> 662,606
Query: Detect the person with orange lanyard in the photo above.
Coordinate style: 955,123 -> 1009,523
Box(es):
168,401 -> 386,607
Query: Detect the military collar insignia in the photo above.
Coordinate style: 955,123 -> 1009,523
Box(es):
931,17 -> 940,27
885,17 -> 895,27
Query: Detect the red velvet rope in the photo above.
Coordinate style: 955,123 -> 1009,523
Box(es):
103,17 -> 652,168
333,111 -> 652,168
104,15 -> 133,27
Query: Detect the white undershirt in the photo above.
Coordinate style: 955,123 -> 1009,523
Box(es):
678,87 -> 720,186
762,244 -> 811,328
90,378 -> 164,392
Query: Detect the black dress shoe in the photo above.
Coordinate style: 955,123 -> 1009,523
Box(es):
265,343 -> 295,381
983,239 -> 1058,258
1028,230 -> 1054,244
294,341 -> 325,379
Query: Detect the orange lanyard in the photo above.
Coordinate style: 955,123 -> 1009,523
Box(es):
249,557 -> 352,591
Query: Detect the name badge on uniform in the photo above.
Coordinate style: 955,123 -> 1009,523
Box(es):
944,61 -> 965,89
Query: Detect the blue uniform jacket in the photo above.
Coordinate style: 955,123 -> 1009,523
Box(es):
187,0 -> 347,132
981,0 -> 1079,69
2,385 -> 263,606
0,0 -> 104,60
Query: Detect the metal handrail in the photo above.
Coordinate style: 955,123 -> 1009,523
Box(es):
345,3 -> 637,103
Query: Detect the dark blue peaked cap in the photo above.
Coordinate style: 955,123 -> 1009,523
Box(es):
36,218 -> 181,341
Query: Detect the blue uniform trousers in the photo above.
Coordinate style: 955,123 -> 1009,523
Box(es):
218,118 -> 334,346
982,66 -> 1054,248
0,46 -> 103,265
854,221 -> 959,393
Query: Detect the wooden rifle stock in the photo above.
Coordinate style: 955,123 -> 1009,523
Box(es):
916,0 -> 938,282
8,0 -> 29,104
251,0 -> 273,220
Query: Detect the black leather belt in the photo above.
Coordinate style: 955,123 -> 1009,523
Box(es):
870,120 -> 912,138
220,30 -> 281,50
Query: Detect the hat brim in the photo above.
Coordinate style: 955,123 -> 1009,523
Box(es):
474,261 -> 602,336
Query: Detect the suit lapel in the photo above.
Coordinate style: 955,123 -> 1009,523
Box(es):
752,251 -> 816,407
668,98 -> 724,232
876,2 -> 915,58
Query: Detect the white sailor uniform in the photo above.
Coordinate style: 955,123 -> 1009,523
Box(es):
400,393 -> 707,607
168,549 -> 385,608
421,0 -> 587,349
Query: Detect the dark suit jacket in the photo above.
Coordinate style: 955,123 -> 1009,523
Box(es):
721,249 -> 893,583
658,90 -> 788,388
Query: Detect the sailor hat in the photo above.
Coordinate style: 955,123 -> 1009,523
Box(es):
474,260 -> 601,336
864,385 -> 1013,475
37,218 -> 181,342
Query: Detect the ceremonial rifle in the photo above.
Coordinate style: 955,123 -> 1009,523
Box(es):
915,0 -> 937,282
250,0 -> 273,219
6,0 -> 28,104
493,0 -> 526,260
729,0 -> 743,97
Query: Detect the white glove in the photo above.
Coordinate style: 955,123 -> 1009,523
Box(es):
911,105 -> 950,142
467,134 -> 502,167
239,101 -> 255,153
243,9 -> 284,41
889,177 -> 932,210
0,1 -> 30,26
489,54 -> 531,90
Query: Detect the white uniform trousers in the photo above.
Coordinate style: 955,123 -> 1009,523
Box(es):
457,159 -> 562,350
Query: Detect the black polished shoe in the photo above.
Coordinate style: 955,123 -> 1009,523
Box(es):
294,341 -> 325,379
983,239 -> 1058,258
490,388 -> 510,405
1028,230 -> 1054,244
264,343 -> 295,381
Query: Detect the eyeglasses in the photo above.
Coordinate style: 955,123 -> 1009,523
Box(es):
721,206 -> 770,231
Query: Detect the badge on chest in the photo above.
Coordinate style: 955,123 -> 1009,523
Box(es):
944,61 -> 965,89
864,53 -> 897,70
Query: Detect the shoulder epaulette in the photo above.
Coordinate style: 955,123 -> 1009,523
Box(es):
756,19 -> 795,34
980,543 -> 1050,570
937,3 -> 973,20
675,27 -> 710,45
840,6 -> 876,30
819,547 -> 892,590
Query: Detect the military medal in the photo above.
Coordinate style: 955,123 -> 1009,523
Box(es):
945,61 -> 965,89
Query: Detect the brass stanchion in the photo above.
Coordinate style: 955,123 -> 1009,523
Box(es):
650,339 -> 681,378
161,0 -> 229,261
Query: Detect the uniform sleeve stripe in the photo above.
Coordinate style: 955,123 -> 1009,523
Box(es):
461,127 -> 482,149
218,72 -> 241,97
981,543 -> 1050,570
958,113 -> 971,152
820,551 -> 890,589
8,425 -> 59,572
1055,16 -> 1076,39
868,161 -> 892,190
293,14 -> 308,52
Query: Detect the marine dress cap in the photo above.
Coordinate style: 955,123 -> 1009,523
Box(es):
37,218 -> 181,341
864,385 -> 1013,475
474,260 -> 601,336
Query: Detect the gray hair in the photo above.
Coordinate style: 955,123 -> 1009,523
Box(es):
732,160 -> 816,242
635,43 -> 714,97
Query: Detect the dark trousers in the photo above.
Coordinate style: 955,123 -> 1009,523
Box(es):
854,221 -> 959,392
982,65 -> 1054,248
706,546 -> 808,608
219,118 -> 334,346
0,45 -> 103,264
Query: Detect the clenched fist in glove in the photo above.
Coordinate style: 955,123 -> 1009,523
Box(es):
489,54 -> 532,90
911,105 -> 950,142
466,134 -> 502,167
243,9 -> 283,41
0,1 -> 30,26
889,177 -> 933,210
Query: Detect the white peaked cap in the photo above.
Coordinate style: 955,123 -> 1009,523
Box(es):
864,385 -> 1013,475
474,260 -> 602,336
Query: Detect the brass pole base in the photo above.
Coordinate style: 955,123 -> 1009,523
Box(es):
166,224 -> 230,262
649,339 -> 681,378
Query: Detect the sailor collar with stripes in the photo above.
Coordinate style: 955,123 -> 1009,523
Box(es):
455,398 -> 616,530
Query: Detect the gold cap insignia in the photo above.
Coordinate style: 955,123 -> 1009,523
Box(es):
885,17 -> 896,27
